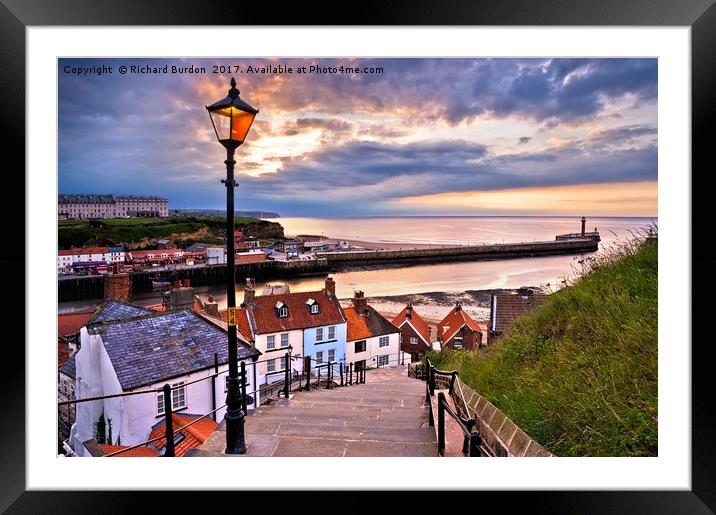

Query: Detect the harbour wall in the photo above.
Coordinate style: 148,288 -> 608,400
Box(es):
58,259 -> 329,302
317,238 -> 599,266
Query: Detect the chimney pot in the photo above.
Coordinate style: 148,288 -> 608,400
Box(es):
325,276 -> 336,297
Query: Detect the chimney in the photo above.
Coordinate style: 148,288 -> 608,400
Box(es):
104,267 -> 131,302
455,302 -> 462,311
183,279 -> 190,288
169,282 -> 194,310
203,295 -> 219,318
243,278 -> 256,307
325,276 -> 336,297
405,304 -> 413,319
354,290 -> 367,315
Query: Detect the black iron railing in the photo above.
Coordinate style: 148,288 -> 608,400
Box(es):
421,358 -> 484,457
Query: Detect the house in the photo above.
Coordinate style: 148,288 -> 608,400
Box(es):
286,248 -> 301,259
236,249 -> 266,264
436,304 -> 483,350
68,305 -> 261,456
240,236 -> 260,248
241,277 -> 347,384
156,239 -> 174,249
344,291 -> 405,369
489,288 -> 549,341
392,304 -> 432,362
58,246 -> 121,271
128,248 -> 184,264
302,240 -> 330,253
276,240 -> 303,253
206,246 -> 226,265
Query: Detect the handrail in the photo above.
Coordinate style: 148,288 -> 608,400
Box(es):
437,392 -> 482,457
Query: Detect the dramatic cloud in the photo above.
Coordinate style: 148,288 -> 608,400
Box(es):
58,57 -> 658,216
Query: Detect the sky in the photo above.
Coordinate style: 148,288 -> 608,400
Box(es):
58,58 -> 657,217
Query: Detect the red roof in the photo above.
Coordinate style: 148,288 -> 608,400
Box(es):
236,252 -> 265,264
344,303 -> 400,341
148,414 -> 218,457
218,307 -> 254,342
58,246 -> 110,256
129,248 -> 183,257
58,311 -> 94,337
99,444 -> 160,457
248,289 -> 345,334
436,305 -> 482,343
392,306 -> 431,344
58,341 -> 72,367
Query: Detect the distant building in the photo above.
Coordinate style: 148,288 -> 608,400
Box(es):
58,194 -> 168,219
302,240 -> 330,252
128,248 -> 184,264
436,304 -> 483,351
392,304 -> 432,362
58,246 -> 125,272
489,288 -> 549,341
344,291 -> 404,369
276,240 -> 303,253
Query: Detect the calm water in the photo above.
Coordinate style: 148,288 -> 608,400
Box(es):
59,216 -> 656,312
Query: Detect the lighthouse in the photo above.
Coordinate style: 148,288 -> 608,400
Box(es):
581,216 -> 586,237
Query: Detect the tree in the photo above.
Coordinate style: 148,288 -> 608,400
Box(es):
116,434 -> 121,446
95,411 -> 107,444
107,418 -> 113,447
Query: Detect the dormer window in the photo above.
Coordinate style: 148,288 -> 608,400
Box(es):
306,298 -> 319,314
275,301 -> 289,318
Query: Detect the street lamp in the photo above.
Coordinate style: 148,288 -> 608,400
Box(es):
206,77 -> 258,454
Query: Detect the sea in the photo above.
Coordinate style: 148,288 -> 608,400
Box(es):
58,216 -> 656,312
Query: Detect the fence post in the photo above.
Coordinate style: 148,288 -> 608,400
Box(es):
429,365 -> 435,397
449,372 -> 457,395
162,384 -> 175,457
340,362 -> 344,386
317,366 -> 321,387
304,356 -> 311,391
437,392 -> 446,457
284,353 -> 290,398
469,430 -> 482,457
349,363 -> 353,385
240,361 -> 248,415
362,364 -> 366,384
212,353 -> 219,421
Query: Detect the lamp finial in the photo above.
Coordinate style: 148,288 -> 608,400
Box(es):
229,77 -> 239,98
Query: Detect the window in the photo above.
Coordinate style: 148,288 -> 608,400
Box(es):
280,355 -> 288,370
378,355 -> 389,367
328,349 -> 335,362
280,333 -> 289,348
355,340 -> 366,353
267,359 -> 276,373
310,303 -> 319,314
267,335 -> 275,350
157,382 -> 186,415
410,337 -> 418,345
316,327 -> 324,341
316,351 -> 324,364
379,336 -> 389,348
453,337 -> 463,349
224,374 -> 250,392
328,326 -> 335,340
279,307 -> 288,318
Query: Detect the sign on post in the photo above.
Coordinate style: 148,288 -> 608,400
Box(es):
227,307 -> 237,326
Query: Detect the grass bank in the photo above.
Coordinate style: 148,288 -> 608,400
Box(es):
427,234 -> 658,456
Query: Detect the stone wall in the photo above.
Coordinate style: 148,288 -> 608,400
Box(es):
452,376 -> 552,457
319,239 -> 598,264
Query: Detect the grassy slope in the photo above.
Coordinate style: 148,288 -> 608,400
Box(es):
428,236 -> 658,456
58,216 -> 262,249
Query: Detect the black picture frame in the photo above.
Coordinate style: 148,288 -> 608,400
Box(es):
3,0 -> 710,512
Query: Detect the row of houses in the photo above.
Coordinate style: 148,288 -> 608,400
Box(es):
58,244 -> 266,272
58,277 -> 547,457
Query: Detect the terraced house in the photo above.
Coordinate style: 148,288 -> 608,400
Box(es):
240,277 -> 347,384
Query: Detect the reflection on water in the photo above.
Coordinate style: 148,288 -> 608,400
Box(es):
58,216 -> 656,312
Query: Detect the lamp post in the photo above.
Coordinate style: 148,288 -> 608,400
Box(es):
206,77 -> 258,454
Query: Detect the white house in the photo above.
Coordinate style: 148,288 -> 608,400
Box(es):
68,301 -> 261,456
344,291 -> 405,369
239,277 -> 347,384
206,246 -> 226,265
58,246 -> 123,271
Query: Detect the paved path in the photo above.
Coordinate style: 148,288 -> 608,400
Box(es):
191,365 -> 436,457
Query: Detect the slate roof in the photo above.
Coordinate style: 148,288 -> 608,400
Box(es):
437,305 -> 482,343
344,303 -> 400,342
87,309 -> 259,391
392,306 -> 431,344
59,353 -> 76,379
247,289 -> 345,334
87,299 -> 154,325
491,292 -> 549,334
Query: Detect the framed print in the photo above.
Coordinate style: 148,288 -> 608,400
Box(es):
3,0 -> 712,512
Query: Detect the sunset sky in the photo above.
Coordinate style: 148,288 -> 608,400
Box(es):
58,58 -> 657,217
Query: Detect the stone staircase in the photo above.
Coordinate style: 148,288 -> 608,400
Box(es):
190,365 -> 436,457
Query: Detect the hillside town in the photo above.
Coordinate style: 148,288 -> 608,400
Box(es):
58,268 -> 546,457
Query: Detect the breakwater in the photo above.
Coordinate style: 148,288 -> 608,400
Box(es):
58,259 -> 329,302
317,238 -> 599,266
